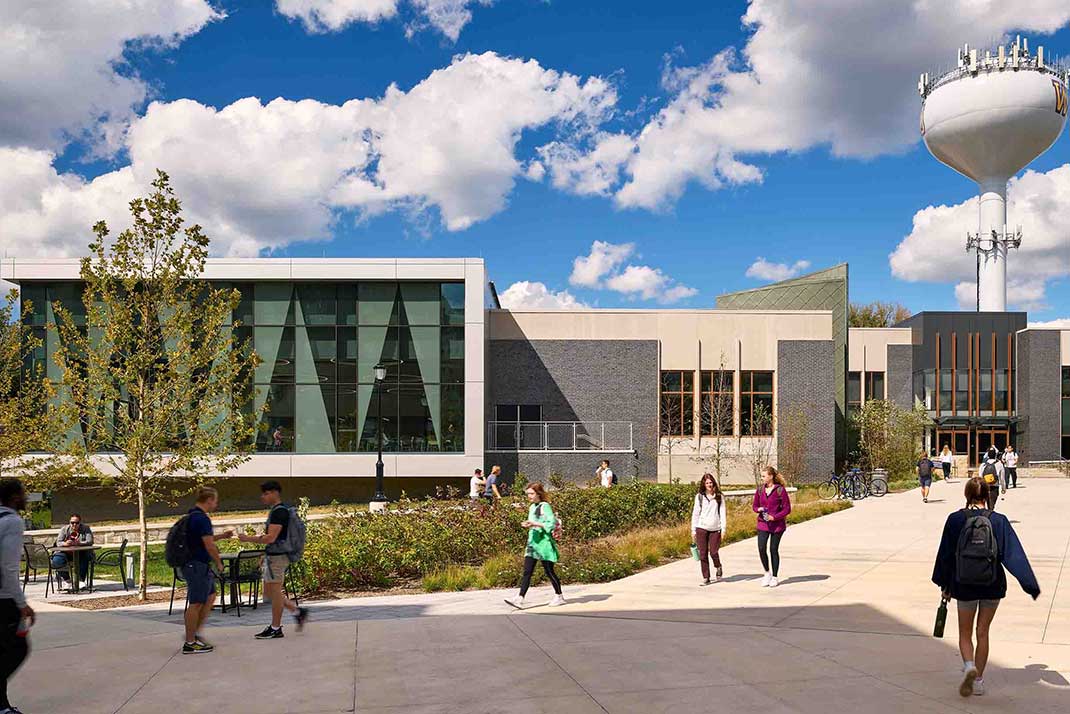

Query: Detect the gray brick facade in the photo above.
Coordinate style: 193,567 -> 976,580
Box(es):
777,340 -> 836,483
486,339 -> 659,483
887,344 -> 915,410
1017,330 -> 1062,463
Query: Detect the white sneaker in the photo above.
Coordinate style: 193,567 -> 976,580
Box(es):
548,595 -> 566,607
959,663 -> 978,697
761,572 -> 772,587
504,596 -> 525,610
768,576 -> 779,588
972,678 -> 985,696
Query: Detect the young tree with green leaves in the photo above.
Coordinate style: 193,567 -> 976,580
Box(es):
852,399 -> 930,480
49,171 -> 261,599
0,290 -> 53,484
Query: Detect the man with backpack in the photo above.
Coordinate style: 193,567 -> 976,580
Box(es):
979,449 -> 1005,510
236,481 -> 308,639
932,476 -> 1039,697
597,460 -> 616,488
171,487 -> 233,654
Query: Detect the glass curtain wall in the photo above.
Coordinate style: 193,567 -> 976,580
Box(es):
22,280 -> 465,455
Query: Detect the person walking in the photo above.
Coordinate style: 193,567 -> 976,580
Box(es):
483,465 -> 503,504
940,445 -> 954,482
917,451 -> 934,503
596,460 -> 615,488
505,483 -> 565,609
931,476 -> 1040,697
0,479 -> 34,714
182,487 -> 233,654
1002,446 -> 1019,489
236,481 -> 309,640
469,468 -> 486,501
753,466 -> 791,588
979,450 -> 1004,510
51,513 -> 93,589
692,473 -> 727,585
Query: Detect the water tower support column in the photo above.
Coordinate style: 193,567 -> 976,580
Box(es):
976,179 -> 1008,312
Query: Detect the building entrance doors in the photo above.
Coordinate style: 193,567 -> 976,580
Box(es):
975,429 -> 1009,465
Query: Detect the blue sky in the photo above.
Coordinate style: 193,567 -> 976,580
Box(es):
5,0 -> 1070,321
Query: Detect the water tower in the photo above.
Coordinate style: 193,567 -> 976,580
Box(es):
919,37 -> 1068,311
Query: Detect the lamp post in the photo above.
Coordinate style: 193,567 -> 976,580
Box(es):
370,363 -> 389,512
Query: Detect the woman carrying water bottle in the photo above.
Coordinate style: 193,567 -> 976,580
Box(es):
505,482 -> 565,609
692,473 -> 727,585
931,477 -> 1039,698
753,466 -> 791,588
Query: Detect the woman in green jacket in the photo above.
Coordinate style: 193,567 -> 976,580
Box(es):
505,482 -> 565,609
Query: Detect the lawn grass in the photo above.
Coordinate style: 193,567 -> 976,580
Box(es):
90,502 -> 367,528
92,540 -> 253,588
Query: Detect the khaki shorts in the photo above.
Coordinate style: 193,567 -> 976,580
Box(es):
262,554 -> 290,583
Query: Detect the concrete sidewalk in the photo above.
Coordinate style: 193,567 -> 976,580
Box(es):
15,477 -> 1070,713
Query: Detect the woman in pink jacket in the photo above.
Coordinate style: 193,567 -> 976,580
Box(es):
753,465 -> 792,587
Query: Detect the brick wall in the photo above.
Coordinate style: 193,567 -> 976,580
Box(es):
887,344 -> 915,410
777,340 -> 836,483
1017,330 -> 1062,463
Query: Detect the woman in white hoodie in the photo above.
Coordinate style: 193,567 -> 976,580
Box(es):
692,473 -> 728,586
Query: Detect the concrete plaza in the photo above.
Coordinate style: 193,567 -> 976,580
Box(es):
18,477 -> 1070,713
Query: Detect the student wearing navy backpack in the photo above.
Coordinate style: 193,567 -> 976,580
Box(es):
932,476 -> 1039,698
237,481 -> 309,639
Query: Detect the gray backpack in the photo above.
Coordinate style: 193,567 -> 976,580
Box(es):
955,509 -> 999,586
266,504 -> 306,563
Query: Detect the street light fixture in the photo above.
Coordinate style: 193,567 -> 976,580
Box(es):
371,363 -> 389,512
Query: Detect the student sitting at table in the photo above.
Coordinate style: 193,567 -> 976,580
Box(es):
52,514 -> 93,587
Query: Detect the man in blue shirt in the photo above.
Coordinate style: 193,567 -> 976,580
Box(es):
183,487 -> 232,654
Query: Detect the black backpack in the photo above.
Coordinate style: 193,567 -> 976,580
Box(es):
611,471 -> 619,485
164,514 -> 192,568
981,461 -> 998,485
955,509 -> 999,586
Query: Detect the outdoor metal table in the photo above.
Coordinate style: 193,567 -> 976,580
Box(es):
46,544 -> 101,594
218,550 -> 264,613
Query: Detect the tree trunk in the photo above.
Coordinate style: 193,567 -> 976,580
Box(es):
137,475 -> 148,601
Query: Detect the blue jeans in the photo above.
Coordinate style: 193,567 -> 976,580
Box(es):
52,553 -> 90,583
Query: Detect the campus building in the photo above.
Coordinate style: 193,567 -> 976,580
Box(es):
3,257 -> 1068,518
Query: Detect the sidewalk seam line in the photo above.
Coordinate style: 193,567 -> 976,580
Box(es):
507,614 -> 610,713
1041,529 -> 1070,643
112,648 -> 179,714
351,621 -> 359,713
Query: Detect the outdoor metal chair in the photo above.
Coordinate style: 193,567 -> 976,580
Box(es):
91,538 -> 129,592
218,550 -> 263,616
22,543 -> 57,598
168,566 -> 188,616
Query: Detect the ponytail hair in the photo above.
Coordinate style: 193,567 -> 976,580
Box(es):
764,465 -> 787,487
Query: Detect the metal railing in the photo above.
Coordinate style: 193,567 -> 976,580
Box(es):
486,421 -> 634,452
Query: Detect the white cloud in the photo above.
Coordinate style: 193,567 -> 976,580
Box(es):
540,132 -> 636,197
745,257 -> 811,282
275,0 -> 494,40
894,164 -> 1070,310
498,281 -> 588,310
0,0 -> 221,152
605,265 -> 697,303
954,280 -> 1049,312
0,53 -> 617,258
565,240 -> 695,303
1028,318 -> 1070,329
569,240 -> 634,287
547,1 -> 1070,210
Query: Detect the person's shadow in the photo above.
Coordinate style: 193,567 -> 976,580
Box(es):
774,574 -> 830,586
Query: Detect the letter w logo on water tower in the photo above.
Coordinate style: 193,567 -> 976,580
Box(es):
1054,79 -> 1069,117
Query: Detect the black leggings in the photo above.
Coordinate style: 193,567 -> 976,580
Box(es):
0,599 -> 29,710
519,556 -> 562,596
757,530 -> 783,577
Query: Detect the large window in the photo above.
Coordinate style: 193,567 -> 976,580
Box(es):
660,371 -> 694,437
740,371 -> 774,436
700,371 -> 734,436
865,371 -> 885,401
847,371 -> 862,416
1063,367 -> 1070,459
23,280 -> 466,455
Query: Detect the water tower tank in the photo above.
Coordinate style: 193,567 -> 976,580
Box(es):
919,38 -> 1068,311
